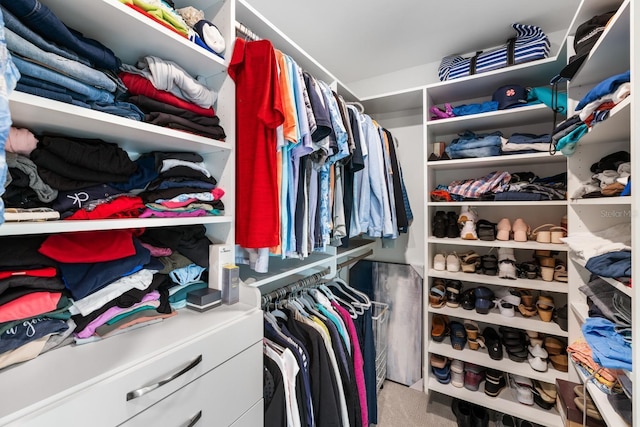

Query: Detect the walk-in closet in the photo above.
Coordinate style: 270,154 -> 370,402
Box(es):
0,1 -> 635,427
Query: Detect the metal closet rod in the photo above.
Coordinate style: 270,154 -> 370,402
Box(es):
260,267 -> 331,307
235,21 -> 260,41
337,249 -> 373,270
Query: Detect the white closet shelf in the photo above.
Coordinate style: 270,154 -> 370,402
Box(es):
572,359 -> 631,427
428,378 -> 562,427
572,258 -> 632,298
429,269 -> 569,294
336,238 -> 375,261
0,303 -> 260,423
430,339 -> 569,384
572,97 -> 630,146
426,56 -> 566,106
570,0 -> 630,88
360,87 -> 424,115
427,152 -> 565,170
9,92 -> 230,154
425,104 -> 559,135
570,197 -> 631,205
428,237 -> 568,251
433,305 -> 569,337
239,251 -> 335,289
429,201 -> 567,207
570,302 -> 589,324
0,216 -> 233,237
42,0 -> 226,79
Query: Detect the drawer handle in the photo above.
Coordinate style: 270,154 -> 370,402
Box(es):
126,355 -> 203,401
186,411 -> 202,427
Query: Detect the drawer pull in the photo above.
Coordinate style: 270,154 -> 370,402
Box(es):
126,355 -> 203,401
186,411 -> 202,427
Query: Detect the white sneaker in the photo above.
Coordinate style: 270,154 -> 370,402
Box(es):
446,254 -> 460,272
460,220 -> 478,240
458,205 -> 477,224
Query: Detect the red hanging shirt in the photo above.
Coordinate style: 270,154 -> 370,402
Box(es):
229,38 -> 284,248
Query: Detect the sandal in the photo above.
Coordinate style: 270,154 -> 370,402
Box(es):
480,254 -> 498,276
460,287 -> 476,310
459,251 -> 480,273
474,286 -> 495,314
517,262 -> 538,280
537,299 -> 555,322
554,304 -> 568,332
429,279 -> 447,308
498,248 -> 517,279
530,224 -> 566,244
574,395 -> 603,420
476,219 -> 497,241
446,211 -> 460,238
512,218 -> 531,242
554,262 -> 568,282
543,336 -> 566,355
445,280 -> 463,308
482,327 -> 503,360
509,374 -> 534,405
532,380 -> 556,409
431,314 -> 450,342
495,293 -> 521,318
430,353 -> 448,369
550,354 -> 569,372
527,344 -> 549,372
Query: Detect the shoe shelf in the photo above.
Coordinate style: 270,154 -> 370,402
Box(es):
569,196 -> 631,205
427,152 -> 566,170
429,200 -> 567,207
426,104 -> 559,135
571,258 -> 632,298
0,216 -> 233,237
428,237 -> 568,251
427,378 -> 563,427
430,339 -> 569,384
573,97 -> 630,146
429,269 -> 569,294
571,359 -> 631,427
433,305 -> 568,337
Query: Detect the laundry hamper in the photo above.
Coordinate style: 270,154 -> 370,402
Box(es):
371,301 -> 390,391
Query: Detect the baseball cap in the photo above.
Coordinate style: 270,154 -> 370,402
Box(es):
557,10 -> 616,80
492,84 -> 528,110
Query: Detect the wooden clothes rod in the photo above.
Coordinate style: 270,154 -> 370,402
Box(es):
337,249 -> 373,270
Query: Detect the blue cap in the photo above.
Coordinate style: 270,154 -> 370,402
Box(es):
492,84 -> 528,110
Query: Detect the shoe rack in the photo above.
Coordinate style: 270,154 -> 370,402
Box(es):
423,29 -> 572,427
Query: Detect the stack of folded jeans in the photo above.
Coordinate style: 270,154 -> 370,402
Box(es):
444,130 -> 504,159
1,1 -> 144,120
502,132 -> 552,154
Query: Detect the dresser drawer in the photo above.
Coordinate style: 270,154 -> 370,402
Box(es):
119,342 -> 262,427
5,308 -> 262,427
230,400 -> 263,427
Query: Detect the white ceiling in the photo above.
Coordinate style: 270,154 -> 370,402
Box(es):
243,0 -> 582,86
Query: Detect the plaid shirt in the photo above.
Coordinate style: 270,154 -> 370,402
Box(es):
448,171 -> 511,199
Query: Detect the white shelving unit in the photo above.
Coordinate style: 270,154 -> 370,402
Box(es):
0,0 -> 265,425
563,1 -> 634,426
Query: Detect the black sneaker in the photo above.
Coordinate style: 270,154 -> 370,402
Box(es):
432,211 -> 447,238
446,211 -> 459,238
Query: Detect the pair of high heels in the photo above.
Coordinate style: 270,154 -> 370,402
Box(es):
496,218 -> 529,242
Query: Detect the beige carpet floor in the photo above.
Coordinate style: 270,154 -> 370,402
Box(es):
375,380 -> 459,426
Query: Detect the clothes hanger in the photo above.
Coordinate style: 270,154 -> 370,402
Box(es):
326,278 -> 368,312
319,281 -> 360,317
331,277 -> 372,308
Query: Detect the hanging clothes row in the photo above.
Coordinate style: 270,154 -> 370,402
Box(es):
262,275 -> 380,427
229,35 -> 413,273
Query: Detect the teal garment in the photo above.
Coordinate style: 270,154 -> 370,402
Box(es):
528,86 -> 567,115
106,304 -> 157,325
317,304 -> 350,353
168,281 -> 208,303
557,123 -> 588,156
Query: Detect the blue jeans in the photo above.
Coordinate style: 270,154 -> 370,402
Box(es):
90,100 -> 144,121
12,55 -> 113,102
0,10 -> 20,227
0,0 -> 120,70
446,131 -> 503,159
19,74 -> 92,101
1,6 -> 90,66
6,27 -> 116,91
16,82 -> 90,107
